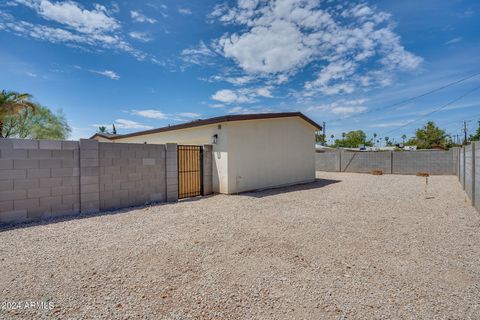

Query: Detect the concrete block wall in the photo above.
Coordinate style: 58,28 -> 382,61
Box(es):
464,145 -> 473,200
315,151 -> 340,172
1,139 -> 199,225
392,150 -> 455,175
456,142 -> 479,213
475,142 -> 479,212
165,143 -> 178,202
203,145 -> 213,195
98,142 -> 167,210
459,148 -> 465,187
340,151 -> 392,173
316,150 -> 458,175
0,138 -> 80,224
79,139 -> 100,214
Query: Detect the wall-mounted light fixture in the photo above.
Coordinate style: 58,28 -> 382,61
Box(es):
212,134 -> 218,144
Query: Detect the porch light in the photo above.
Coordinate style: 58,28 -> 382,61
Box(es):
212,134 -> 218,144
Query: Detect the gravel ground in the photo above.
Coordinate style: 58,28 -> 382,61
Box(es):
1,172 -> 479,319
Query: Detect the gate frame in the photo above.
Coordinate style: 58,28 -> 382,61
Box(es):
177,145 -> 204,199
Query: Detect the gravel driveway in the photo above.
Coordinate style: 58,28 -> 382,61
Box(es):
1,172 -> 479,319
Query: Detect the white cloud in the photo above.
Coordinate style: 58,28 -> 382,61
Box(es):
129,31 -> 152,42
307,98 -> 368,115
177,112 -> 200,118
369,120 -> 412,128
227,106 -> 273,114
35,0 -> 119,33
445,37 -> 462,45
90,69 -> 120,80
132,109 -> 201,121
1,1 -> 149,61
210,0 -> 422,97
115,119 -> 152,129
132,109 -> 168,119
330,106 -> 367,115
26,72 -> 37,77
181,41 -> 216,65
212,89 -> 250,104
178,7 -> 192,15
209,103 -> 225,108
211,86 -> 273,104
130,10 -> 156,24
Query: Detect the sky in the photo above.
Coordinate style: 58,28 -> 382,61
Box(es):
0,0 -> 479,143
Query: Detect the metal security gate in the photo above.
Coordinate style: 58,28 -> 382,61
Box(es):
178,145 -> 203,199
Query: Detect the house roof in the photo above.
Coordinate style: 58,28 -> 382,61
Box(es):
89,133 -> 120,140
89,112 -> 322,140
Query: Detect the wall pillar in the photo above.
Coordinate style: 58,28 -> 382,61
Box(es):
79,139 -> 100,214
203,145 -> 213,195
165,143 -> 178,202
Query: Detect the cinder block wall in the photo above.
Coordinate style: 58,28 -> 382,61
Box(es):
475,142 -> 479,212
0,138 -> 80,223
315,151 -> 340,172
340,151 -> 392,173
0,139 -> 192,225
316,150 -> 457,175
459,148 -> 465,187
393,150 -> 455,174
464,145 -> 473,200
98,142 -> 167,210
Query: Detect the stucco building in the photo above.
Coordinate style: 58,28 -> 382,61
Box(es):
91,112 -> 321,194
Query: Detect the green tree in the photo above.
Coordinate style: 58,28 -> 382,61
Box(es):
112,124 -> 117,135
469,121 -> 480,141
98,126 -> 108,133
2,105 -> 71,139
0,90 -> 37,137
333,130 -> 372,148
407,121 -> 448,149
401,134 -> 407,144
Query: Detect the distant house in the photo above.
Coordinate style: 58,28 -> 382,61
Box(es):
90,112 -> 322,194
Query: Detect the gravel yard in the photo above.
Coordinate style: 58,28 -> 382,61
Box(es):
1,172 -> 479,319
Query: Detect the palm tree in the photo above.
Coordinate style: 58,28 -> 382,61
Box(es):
0,90 -> 37,138
401,134 -> 407,144
98,126 -> 107,133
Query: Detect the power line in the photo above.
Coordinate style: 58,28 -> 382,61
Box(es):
328,71 -> 480,124
380,85 -> 480,137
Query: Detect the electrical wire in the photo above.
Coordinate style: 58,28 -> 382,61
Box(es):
379,85 -> 480,137
328,71 -> 480,124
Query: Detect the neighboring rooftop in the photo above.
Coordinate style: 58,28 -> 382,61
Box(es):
89,112 -> 322,140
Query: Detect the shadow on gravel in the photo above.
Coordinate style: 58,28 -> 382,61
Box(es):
237,178 -> 341,198
0,195 -> 216,233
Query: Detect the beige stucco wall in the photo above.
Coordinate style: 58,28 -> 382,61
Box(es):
226,117 -> 316,193
111,123 -> 230,194
107,116 -> 316,194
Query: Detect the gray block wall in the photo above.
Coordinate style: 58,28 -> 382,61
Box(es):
203,145 -> 213,195
459,148 -> 465,187
1,139 -> 209,225
316,150 -> 458,175
475,142 -> 479,212
0,139 -> 80,224
98,142 -> 167,210
315,151 -> 340,172
165,143 -> 178,202
465,145 -> 473,200
393,150 -> 455,175
340,151 -> 392,173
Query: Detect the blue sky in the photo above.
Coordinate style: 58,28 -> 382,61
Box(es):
0,0 -> 479,143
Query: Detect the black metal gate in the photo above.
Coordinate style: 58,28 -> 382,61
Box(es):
178,145 -> 203,199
